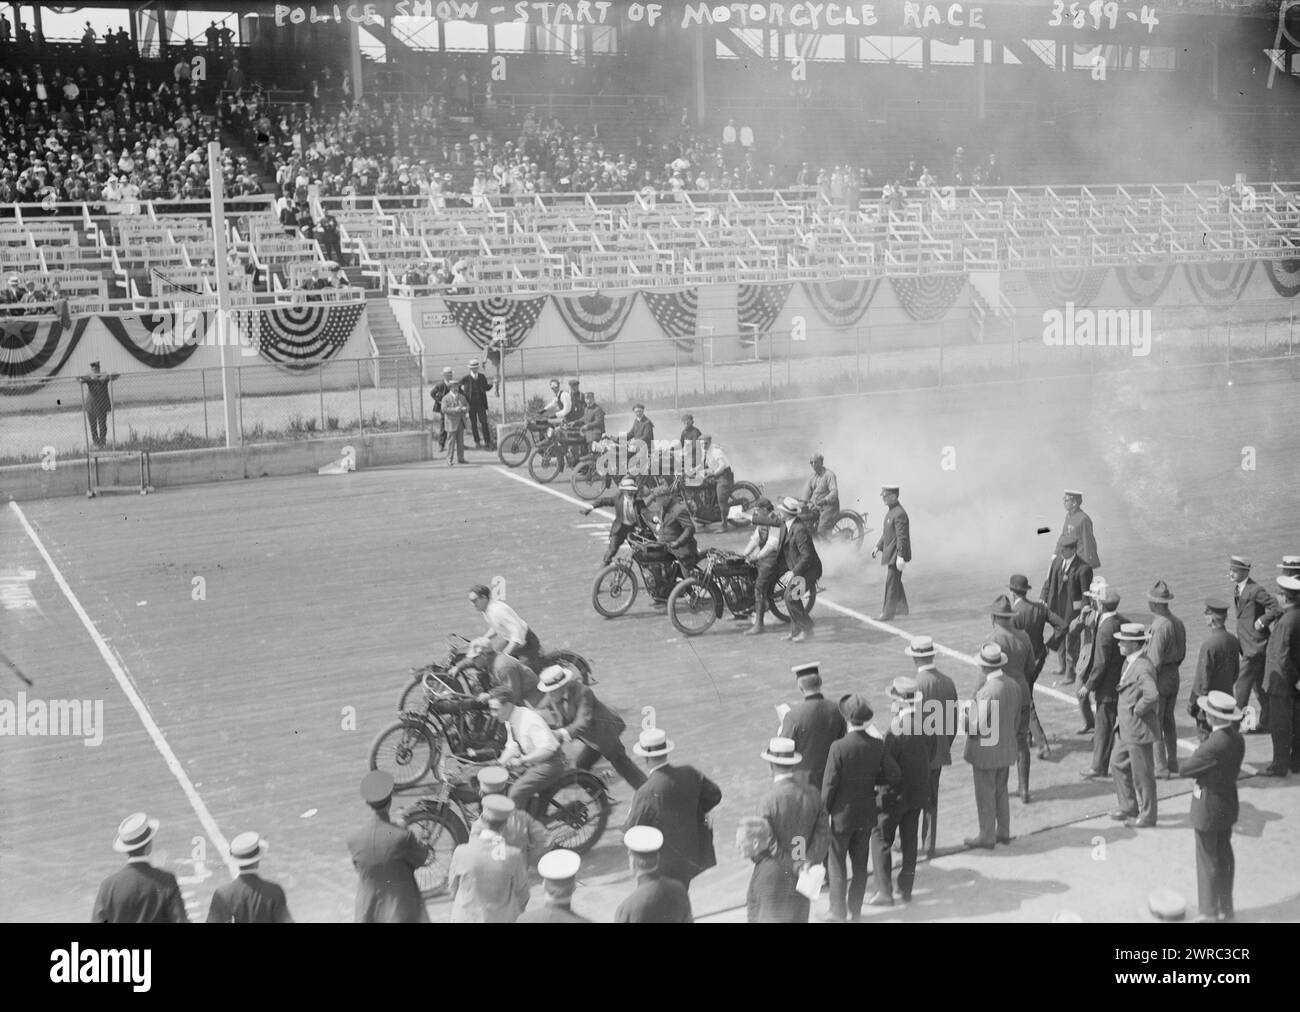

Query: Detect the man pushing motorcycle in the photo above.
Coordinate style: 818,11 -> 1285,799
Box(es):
590,477 -> 656,566
802,454 -> 840,538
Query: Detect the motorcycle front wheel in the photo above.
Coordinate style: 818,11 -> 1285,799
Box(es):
592,562 -> 638,618
497,431 -> 532,468
368,718 -> 439,787
528,446 -> 563,484
667,576 -> 723,636
570,460 -> 609,501
536,770 -> 609,854
402,803 -> 469,899
830,509 -> 866,548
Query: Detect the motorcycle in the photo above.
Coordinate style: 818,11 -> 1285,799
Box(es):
650,473 -> 762,528
794,498 -> 871,550
396,633 -> 593,713
497,411 -> 555,468
528,422 -> 597,484
570,437 -> 679,502
666,547 -> 814,636
591,529 -> 692,618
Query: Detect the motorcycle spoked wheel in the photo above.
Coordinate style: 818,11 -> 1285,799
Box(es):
535,770 -> 609,854
770,572 -> 818,623
667,576 -> 724,636
397,666 -> 476,712
497,431 -> 533,468
829,510 -> 866,548
528,447 -> 563,483
726,481 -> 761,524
368,718 -> 440,787
402,804 -> 469,899
592,562 -> 639,618
570,460 -> 609,501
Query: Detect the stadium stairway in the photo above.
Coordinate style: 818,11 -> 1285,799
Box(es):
366,291 -> 425,387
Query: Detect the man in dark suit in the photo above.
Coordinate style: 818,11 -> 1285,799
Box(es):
1229,556 -> 1281,732
1057,489 -> 1100,569
821,693 -> 901,921
206,832 -> 292,923
347,771 -> 430,923
1079,588 -> 1126,778
614,826 -> 693,923
756,736 -> 829,923
517,849 -> 590,923
1110,623 -> 1161,827
1010,574 -> 1067,759
1146,580 -> 1187,779
1190,600 -> 1240,741
1262,575 -> 1300,776
652,486 -> 698,583
988,594 -> 1035,801
430,366 -> 456,452
739,816 -> 804,923
779,662 -> 846,790
539,663 -> 645,789
624,728 -> 722,890
963,644 -> 1023,848
776,496 -> 821,641
872,483 -> 911,621
872,677 -> 933,905
1178,691 -> 1246,921
458,356 -> 494,449
1041,537 -> 1094,684
81,360 -> 119,449
907,636 -> 957,858
92,812 -> 188,923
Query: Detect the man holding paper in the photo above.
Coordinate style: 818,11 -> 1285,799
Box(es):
757,737 -> 829,924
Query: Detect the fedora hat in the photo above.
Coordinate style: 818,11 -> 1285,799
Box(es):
229,831 -> 267,867
889,675 -> 919,699
904,636 -> 936,658
1146,580 -> 1174,603
1008,574 -> 1032,594
633,728 -> 674,758
1198,690 -> 1243,723
113,812 -> 160,853
1228,555 -> 1252,571
538,664 -> 575,693
760,736 -> 802,765
1114,622 -> 1149,642
989,594 -> 1016,618
838,692 -> 873,724
976,643 -> 1007,667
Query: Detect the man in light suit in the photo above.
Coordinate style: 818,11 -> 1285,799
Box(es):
776,495 -> 821,641
963,644 -> 1023,849
449,794 -> 530,922
347,771 -> 430,923
1262,575 -> 1300,776
1145,580 -> 1187,779
872,483 -> 911,621
1178,691 -> 1246,921
615,825 -> 693,923
908,636 -> 957,859
756,737 -> 829,923
1110,623 -> 1161,827
779,661 -> 846,790
538,663 -> 645,789
624,728 -> 723,890
92,812 -> 189,923
206,832 -> 292,923
1190,600 -> 1240,741
1229,556 -> 1281,732
1078,588 -> 1127,778
1041,537 -> 1094,684
821,693 -> 900,921
1057,489 -> 1100,569
988,594 -> 1035,802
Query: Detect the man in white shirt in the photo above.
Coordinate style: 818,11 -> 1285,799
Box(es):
742,498 -> 784,635
687,434 -> 735,531
488,686 -> 565,808
469,583 -> 543,669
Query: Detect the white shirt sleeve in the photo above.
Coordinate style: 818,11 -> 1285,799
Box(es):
485,600 -> 529,648
519,708 -> 559,755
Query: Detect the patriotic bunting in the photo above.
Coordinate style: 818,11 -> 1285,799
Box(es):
802,278 -> 879,329
101,311 -> 209,369
738,282 -> 793,335
1025,268 -> 1109,309
1183,261 -> 1256,309
1114,264 -> 1176,305
1263,257 -> 1300,299
552,291 -> 637,345
444,295 -> 548,351
889,274 -> 967,322
0,315 -> 90,393
253,301 -> 367,367
641,288 -> 699,351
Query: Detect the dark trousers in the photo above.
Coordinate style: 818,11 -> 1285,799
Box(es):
1110,737 -> 1156,823
467,407 -> 492,447
603,524 -> 633,566
575,739 -> 647,790
827,826 -> 877,920
1079,690 -> 1095,731
921,766 -> 943,856
881,565 -> 908,619
971,766 -> 1010,844
878,807 -> 921,899
508,752 -> 566,811
433,413 -> 446,450
88,409 -> 108,447
1234,652 -> 1268,728
1194,828 -> 1234,918
1154,686 -> 1180,776
752,561 -> 780,625
713,467 -> 733,524
1266,691 -> 1300,772
1056,624 -> 1083,681
1091,699 -> 1118,774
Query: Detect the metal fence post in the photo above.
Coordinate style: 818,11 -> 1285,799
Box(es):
201,368 -> 210,443
1013,318 -> 1020,381
396,366 -> 403,431
938,322 -> 945,388
855,328 -> 861,395
610,339 -> 617,405
319,365 -> 327,432
768,334 -> 774,403
674,339 -> 679,413
236,364 -> 245,443
357,359 -> 365,434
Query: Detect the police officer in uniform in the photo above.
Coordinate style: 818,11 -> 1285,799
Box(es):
615,825 -> 693,923
1190,600 -> 1238,741
517,850 -> 590,923
873,483 -> 910,621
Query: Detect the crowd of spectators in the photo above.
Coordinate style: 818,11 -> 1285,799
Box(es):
1,271 -> 66,314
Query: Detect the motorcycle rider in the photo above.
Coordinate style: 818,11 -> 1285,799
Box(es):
592,477 -> 656,566
580,391 -> 606,446
539,377 -> 565,423
488,686 -> 566,810
453,641 -> 544,708
686,434 -> 735,532
469,584 -> 544,671
563,379 -> 585,423
802,454 -> 840,538
651,485 -> 699,592
742,497 -> 784,636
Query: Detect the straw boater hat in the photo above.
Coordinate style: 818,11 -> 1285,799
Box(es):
633,727 -> 674,758
538,664 -> 576,693
775,496 -> 802,518
760,736 -> 801,766
1063,488 -> 1083,499
1277,575 -> 1300,594
1198,690 -> 1244,723
1114,622 -> 1150,642
889,675 -> 920,700
904,636 -> 936,658
881,483 -> 900,494
229,831 -> 267,867
976,643 -> 1007,668
1277,556 -> 1300,574
113,812 -> 160,853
